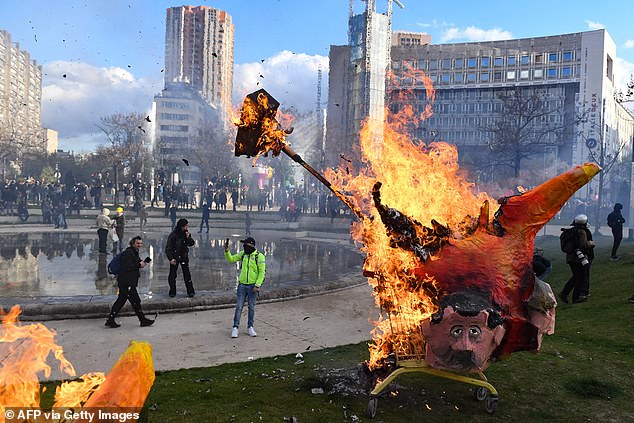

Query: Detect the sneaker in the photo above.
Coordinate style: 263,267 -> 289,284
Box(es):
104,319 -> 120,328
573,296 -> 588,304
610,256 -> 620,261
247,327 -> 257,337
628,295 -> 634,304
140,318 -> 155,327
231,327 -> 239,338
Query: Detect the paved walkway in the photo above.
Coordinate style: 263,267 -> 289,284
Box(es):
39,284 -> 376,380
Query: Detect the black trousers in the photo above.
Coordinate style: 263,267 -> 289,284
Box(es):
561,262 -> 591,301
97,228 -> 108,253
109,282 -> 145,320
611,228 -> 623,257
199,217 -> 209,232
168,260 -> 194,296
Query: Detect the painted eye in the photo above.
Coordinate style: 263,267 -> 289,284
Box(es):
469,326 -> 482,340
450,326 -> 463,338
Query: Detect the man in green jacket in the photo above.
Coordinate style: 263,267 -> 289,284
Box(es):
224,236 -> 266,338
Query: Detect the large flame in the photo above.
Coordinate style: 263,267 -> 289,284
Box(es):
327,69 -> 497,368
0,306 -> 153,422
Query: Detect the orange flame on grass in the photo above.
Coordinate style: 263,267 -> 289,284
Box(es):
327,69 -> 497,369
0,306 -> 153,422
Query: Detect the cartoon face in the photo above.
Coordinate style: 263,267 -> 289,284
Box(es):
421,306 -> 506,372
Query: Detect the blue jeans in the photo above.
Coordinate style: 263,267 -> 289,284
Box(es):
233,283 -> 257,328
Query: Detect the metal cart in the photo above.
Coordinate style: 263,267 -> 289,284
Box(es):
365,277 -> 499,417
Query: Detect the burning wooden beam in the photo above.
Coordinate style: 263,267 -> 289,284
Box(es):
234,89 -> 363,218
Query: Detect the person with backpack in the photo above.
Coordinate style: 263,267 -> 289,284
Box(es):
165,218 -> 196,297
224,236 -> 266,338
105,236 -> 154,328
607,203 -> 625,261
559,214 -> 596,304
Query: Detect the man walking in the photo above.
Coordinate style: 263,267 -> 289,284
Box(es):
559,214 -> 595,304
224,236 -> 266,338
165,218 -> 196,297
607,203 -> 625,261
105,236 -> 154,328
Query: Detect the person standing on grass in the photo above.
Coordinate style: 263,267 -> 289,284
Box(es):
559,214 -> 595,304
607,203 -> 625,261
224,236 -> 266,338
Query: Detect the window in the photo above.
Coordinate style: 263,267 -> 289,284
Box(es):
535,53 -> 544,64
467,72 -> 477,83
562,66 -> 571,77
507,55 -> 516,66
520,55 -> 530,65
494,57 -> 504,66
441,73 -> 451,84
534,69 -> 543,79
442,59 -> 452,69
480,72 -> 490,82
468,57 -> 477,68
563,51 -> 572,61
481,57 -> 490,67
507,71 -> 516,80
429,60 -> 438,70
454,58 -> 464,69
549,52 -> 558,63
455,73 -> 463,83
520,70 -> 529,79
606,54 -> 613,81
547,68 -> 557,78
494,71 -> 503,81
417,59 -> 426,69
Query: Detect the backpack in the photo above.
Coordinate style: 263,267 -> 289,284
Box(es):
560,227 -> 578,253
108,253 -> 122,275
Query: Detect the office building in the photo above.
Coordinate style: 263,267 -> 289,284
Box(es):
0,29 -> 44,152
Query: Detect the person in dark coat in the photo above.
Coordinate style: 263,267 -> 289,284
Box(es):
559,214 -> 595,304
165,218 -> 196,297
532,248 -> 552,281
607,203 -> 625,261
105,236 -> 154,328
198,202 -> 210,233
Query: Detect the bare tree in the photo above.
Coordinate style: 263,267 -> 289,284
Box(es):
97,112 -> 151,203
479,87 -> 581,178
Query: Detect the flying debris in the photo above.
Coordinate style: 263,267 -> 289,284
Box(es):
212,52 -> 218,57
145,116 -> 151,123
182,159 -> 190,166
259,74 -> 264,78
137,126 -> 146,133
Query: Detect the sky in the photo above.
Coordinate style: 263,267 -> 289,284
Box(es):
1,0 -> 633,152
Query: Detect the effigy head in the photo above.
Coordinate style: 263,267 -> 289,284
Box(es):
421,292 -> 505,372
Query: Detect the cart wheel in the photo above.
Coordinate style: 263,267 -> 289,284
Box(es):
366,397 -> 378,418
484,395 -> 498,414
473,386 -> 488,401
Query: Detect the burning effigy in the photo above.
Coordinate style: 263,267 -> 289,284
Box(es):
0,305 -> 154,422
233,87 -> 599,378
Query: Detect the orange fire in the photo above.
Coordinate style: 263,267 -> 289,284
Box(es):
234,89 -> 294,165
0,306 -> 154,422
327,69 -> 496,369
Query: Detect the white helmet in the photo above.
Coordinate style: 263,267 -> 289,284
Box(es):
573,214 -> 588,225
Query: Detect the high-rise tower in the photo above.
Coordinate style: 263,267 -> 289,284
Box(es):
164,5 -> 234,112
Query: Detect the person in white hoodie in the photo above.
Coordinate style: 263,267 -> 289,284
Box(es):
96,208 -> 113,254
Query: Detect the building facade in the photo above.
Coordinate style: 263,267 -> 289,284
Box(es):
325,1 -> 391,169
328,28 -> 634,214
0,29 -> 43,151
164,5 -> 234,113
156,6 -> 235,186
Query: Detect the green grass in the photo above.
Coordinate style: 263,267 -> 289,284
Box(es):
41,236 -> 634,422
